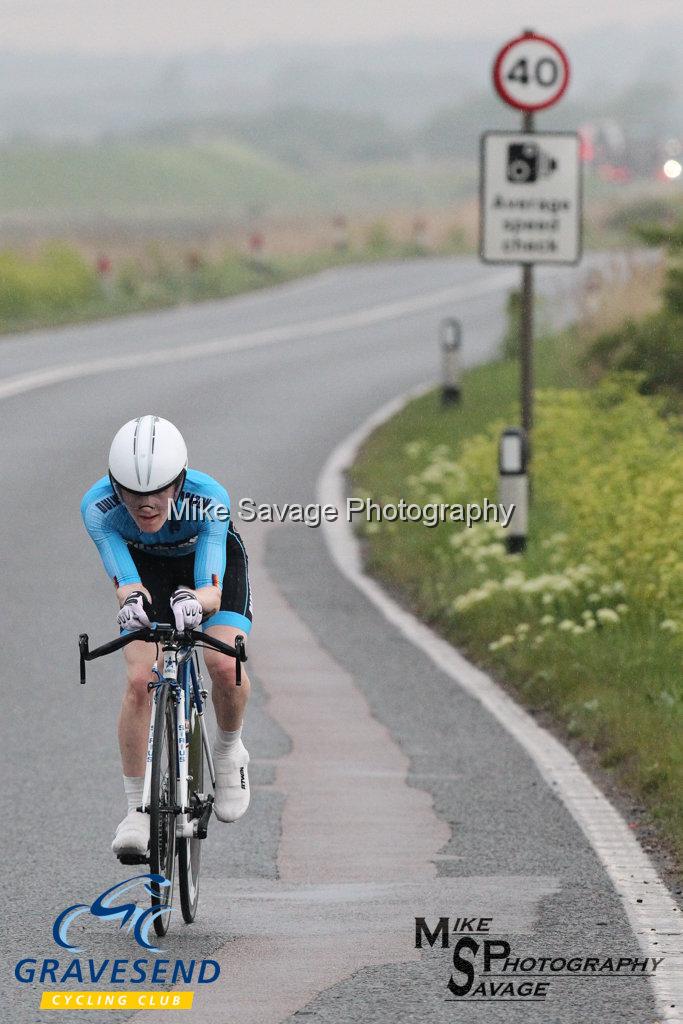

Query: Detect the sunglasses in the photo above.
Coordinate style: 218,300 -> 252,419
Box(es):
109,470 -> 186,501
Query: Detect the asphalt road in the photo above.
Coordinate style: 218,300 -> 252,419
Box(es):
1,255 -> 663,1023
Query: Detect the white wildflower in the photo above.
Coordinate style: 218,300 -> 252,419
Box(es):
660,619 -> 679,634
495,634 -> 515,648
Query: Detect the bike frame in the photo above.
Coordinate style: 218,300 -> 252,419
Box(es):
141,641 -> 217,839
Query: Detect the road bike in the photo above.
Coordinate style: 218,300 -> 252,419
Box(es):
78,622 -> 247,935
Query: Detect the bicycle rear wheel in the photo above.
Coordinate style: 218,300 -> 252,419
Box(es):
149,684 -> 177,936
178,700 -> 203,923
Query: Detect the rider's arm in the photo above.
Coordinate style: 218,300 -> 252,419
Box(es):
81,491 -> 143,594
191,481 -> 230,618
191,584 -> 221,617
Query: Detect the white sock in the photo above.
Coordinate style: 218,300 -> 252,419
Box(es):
123,775 -> 144,813
213,726 -> 242,758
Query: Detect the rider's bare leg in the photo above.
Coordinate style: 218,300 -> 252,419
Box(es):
202,624 -> 251,730
203,624 -> 252,822
111,639 -> 157,856
119,639 -> 157,775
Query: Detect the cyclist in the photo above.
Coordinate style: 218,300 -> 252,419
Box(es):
81,415 -> 253,861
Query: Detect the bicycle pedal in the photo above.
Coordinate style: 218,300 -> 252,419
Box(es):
117,852 -> 149,866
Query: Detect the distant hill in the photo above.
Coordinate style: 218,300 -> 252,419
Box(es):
0,139 -> 317,218
1,21 -> 679,231
0,136 -> 476,227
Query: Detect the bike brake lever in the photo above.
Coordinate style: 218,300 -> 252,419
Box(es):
234,634 -> 246,686
78,633 -> 89,685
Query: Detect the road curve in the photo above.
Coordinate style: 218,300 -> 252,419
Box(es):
1,256 -> 668,1023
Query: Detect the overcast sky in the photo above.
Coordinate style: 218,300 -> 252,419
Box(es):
1,0 -> 679,53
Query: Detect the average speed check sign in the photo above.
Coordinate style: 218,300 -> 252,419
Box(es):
480,131 -> 582,264
494,32 -> 570,111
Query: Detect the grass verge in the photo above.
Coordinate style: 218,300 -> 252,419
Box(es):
0,239 -> 467,336
350,330 -> 683,869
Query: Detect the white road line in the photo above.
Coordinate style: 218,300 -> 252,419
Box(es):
318,385 -> 683,1023
0,270 -> 514,401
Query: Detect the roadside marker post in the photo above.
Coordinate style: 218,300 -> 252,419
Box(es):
439,317 -> 462,405
499,428 -> 529,553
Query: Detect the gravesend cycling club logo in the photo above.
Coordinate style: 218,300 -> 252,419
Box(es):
53,874 -> 172,952
13,875 -> 220,1008
415,915 -> 664,1003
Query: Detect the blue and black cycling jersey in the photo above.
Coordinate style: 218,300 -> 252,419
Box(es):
81,469 -> 252,634
81,468 -> 230,590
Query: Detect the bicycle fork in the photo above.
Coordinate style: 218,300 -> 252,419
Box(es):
186,654 -> 217,840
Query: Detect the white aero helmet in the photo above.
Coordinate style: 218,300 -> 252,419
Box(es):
108,415 -> 188,495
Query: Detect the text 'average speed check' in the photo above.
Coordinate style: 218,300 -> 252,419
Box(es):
480,131 -> 581,264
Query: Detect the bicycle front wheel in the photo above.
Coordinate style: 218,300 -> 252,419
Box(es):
149,684 -> 177,936
178,702 -> 203,923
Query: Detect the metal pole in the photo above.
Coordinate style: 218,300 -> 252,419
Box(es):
520,108 -> 535,439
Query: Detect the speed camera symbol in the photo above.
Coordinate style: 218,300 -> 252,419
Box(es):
506,143 -> 558,183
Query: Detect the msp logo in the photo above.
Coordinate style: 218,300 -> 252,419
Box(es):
415,915 -> 665,1003
53,874 -> 171,953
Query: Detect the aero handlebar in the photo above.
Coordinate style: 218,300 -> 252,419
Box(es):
78,624 -> 247,686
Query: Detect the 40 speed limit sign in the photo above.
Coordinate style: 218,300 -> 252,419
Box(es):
493,32 -> 570,111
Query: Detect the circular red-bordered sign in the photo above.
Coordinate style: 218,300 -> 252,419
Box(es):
493,32 -> 570,112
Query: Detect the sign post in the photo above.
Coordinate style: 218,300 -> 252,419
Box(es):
483,30 -> 579,441
521,259 -> 533,434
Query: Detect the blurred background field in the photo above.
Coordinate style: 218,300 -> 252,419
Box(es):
0,19 -> 681,333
